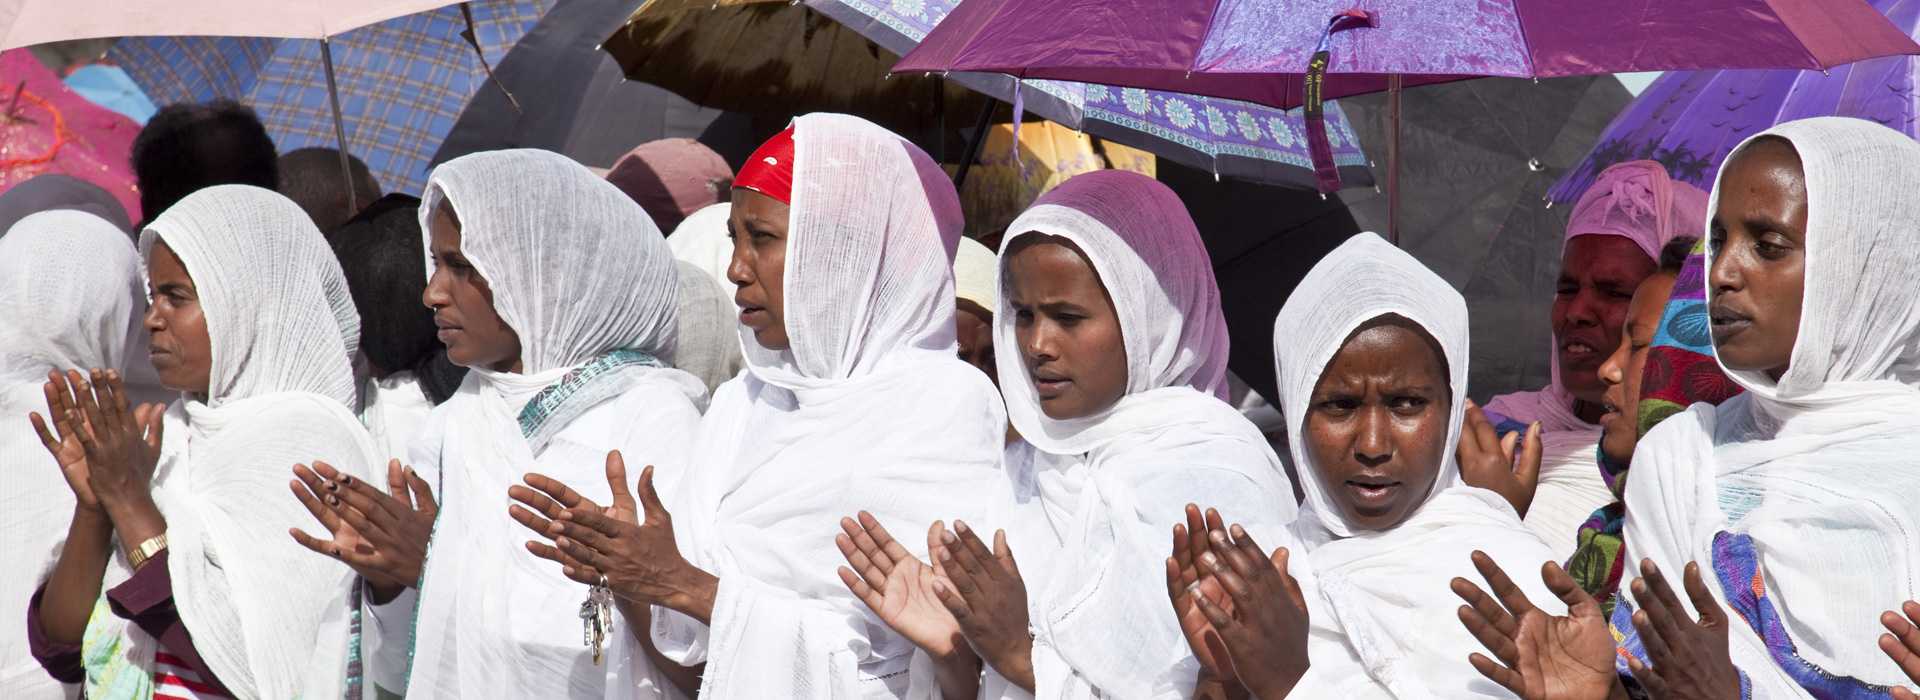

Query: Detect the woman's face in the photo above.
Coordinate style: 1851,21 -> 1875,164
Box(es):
955,299 -> 996,386
144,240 -> 213,395
1709,139 -> 1807,379
422,202 -> 523,373
1303,317 -> 1451,531
728,189 -> 790,351
1005,235 -> 1127,420
1552,235 -> 1656,406
1596,271 -> 1678,463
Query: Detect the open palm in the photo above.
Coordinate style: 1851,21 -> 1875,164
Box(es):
1455,552 -> 1618,700
837,513 -> 966,658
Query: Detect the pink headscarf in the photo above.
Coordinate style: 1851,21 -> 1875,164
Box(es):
1487,160 -> 1709,432
1563,159 -> 1709,258
604,138 -> 734,234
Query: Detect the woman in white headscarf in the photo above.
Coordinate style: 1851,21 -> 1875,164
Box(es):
1477,161 -> 1709,558
291,149 -> 705,699
1600,118 -> 1920,697
1193,232 -> 1567,699
26,185 -> 378,699
513,114 -> 1006,698
1,210 -> 143,699
837,169 -> 1294,699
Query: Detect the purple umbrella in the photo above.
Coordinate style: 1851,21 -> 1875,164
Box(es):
899,0 -> 1920,237
1550,0 -> 1920,202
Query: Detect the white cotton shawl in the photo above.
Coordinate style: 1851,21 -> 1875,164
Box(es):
404,149 -> 706,699
986,170 -> 1296,699
646,113 -> 1006,699
1277,233 -> 1564,699
1622,118 -> 1920,695
0,211 -> 142,699
85,185 -> 378,699
672,258 -> 747,394
360,371 -> 434,464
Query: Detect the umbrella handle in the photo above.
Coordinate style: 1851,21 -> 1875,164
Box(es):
1302,10 -> 1378,194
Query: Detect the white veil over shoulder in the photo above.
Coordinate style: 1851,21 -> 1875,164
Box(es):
1622,117 -> 1920,696
0,211 -> 143,699
82,185 -> 379,699
1278,233 -> 1563,699
404,149 -> 704,699
989,170 -> 1295,699
648,113 -> 1005,699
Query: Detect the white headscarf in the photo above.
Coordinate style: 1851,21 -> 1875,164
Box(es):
0,211 -> 142,698
671,258 -> 747,394
1622,117 -> 1920,695
82,185 -> 378,699
1278,233 -> 1562,699
667,202 -> 735,295
989,170 -> 1295,699
405,149 -> 705,699
953,235 -> 997,311
648,113 -> 1005,698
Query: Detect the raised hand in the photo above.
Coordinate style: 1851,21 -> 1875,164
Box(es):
31,369 -> 102,511
46,369 -> 164,512
1881,601 -> 1920,700
512,451 -> 716,621
1453,551 -> 1618,700
1191,522 -> 1310,700
1457,401 -> 1542,518
1167,504 -> 1236,683
933,519 -> 1035,692
290,459 -> 437,598
836,513 -> 967,659
1625,560 -> 1739,700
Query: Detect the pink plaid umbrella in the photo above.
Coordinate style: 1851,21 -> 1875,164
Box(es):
0,49 -> 141,224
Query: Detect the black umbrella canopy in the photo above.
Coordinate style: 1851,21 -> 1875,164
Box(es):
432,0 -> 769,172
1339,76 -> 1632,403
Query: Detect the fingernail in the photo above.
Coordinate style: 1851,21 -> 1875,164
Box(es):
1230,524 -> 1246,539
340,475 -> 353,486
325,481 -> 337,491
327,495 -> 339,506
1209,530 -> 1228,545
954,520 -> 969,533
938,549 -> 952,562
1200,552 -> 1218,567
941,532 -> 956,544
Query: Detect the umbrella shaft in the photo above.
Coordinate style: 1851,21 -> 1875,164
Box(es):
319,39 -> 358,216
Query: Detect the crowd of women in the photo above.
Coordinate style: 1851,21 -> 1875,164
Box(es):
2,110 -> 1919,700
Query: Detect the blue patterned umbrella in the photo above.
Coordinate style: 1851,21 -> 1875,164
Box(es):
605,0 -> 1372,190
110,0 -> 552,195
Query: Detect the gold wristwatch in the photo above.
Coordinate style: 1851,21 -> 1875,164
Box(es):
127,533 -> 169,570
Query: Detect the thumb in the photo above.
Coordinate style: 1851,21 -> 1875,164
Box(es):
636,464 -> 667,523
604,451 -> 636,513
1516,423 -> 1544,484
1499,430 -> 1519,464
1273,547 -> 1308,612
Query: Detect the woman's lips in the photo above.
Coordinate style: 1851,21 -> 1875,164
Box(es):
738,306 -> 766,325
1033,375 -> 1071,399
1344,479 -> 1402,513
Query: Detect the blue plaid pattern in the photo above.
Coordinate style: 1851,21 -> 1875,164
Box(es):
110,0 -> 551,196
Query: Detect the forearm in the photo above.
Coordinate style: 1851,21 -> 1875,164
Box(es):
619,599 -> 705,696
37,509 -> 115,643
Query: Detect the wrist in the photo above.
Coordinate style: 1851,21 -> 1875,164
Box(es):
1246,663 -> 1306,700
987,635 -> 1036,690
663,565 -> 718,623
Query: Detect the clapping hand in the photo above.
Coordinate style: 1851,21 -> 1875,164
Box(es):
510,451 -> 710,617
32,369 -> 164,514
932,519 -> 1035,692
1452,551 -> 1618,700
836,513 -> 968,660
1625,559 -> 1739,700
1187,516 -> 1310,700
1457,401 -> 1542,518
290,458 -> 437,599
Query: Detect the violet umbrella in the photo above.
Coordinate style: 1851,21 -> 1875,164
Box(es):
898,0 -> 1920,240
1550,0 -> 1920,202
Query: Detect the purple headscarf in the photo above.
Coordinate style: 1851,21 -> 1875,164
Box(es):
1564,159 -> 1709,260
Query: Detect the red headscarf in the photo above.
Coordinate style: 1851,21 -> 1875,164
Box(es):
734,127 -> 796,205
